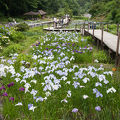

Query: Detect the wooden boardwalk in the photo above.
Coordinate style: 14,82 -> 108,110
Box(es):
43,27 -> 80,32
84,29 -> 120,55
28,21 -> 53,27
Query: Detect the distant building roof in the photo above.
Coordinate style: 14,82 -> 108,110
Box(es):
24,11 -> 39,16
38,10 -> 46,15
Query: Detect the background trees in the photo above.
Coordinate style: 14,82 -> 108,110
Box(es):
89,0 -> 120,23
0,0 -> 90,17
0,0 -> 119,23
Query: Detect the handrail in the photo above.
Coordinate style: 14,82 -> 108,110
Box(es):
79,21 -> 120,67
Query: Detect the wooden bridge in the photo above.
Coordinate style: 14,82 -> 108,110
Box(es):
82,22 -> 120,67
43,27 -> 80,32
84,29 -> 120,54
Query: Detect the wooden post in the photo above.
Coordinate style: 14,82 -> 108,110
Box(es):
80,25 -> 81,33
101,24 -> 104,48
107,24 -> 109,32
82,23 -> 84,35
97,39 -> 99,49
88,22 -> 89,32
116,32 -> 120,67
75,24 -> 77,30
93,22 -> 94,36
117,24 -> 119,36
83,22 -> 85,35
116,32 -> 120,56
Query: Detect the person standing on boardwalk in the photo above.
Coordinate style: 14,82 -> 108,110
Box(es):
61,17 -> 63,27
53,17 -> 57,28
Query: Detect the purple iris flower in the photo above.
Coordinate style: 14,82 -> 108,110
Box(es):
36,44 -> 39,46
0,86 -> 6,90
19,87 -> 25,91
9,97 -> 14,101
56,46 -> 59,48
28,104 -> 33,109
96,92 -> 103,98
72,108 -> 78,113
95,106 -> 101,111
89,47 -> 93,50
2,92 -> 8,96
78,51 -> 83,53
45,48 -> 48,50
7,82 -> 14,88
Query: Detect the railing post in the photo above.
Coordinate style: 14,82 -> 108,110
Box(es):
93,22 -> 94,36
88,22 -> 89,32
116,32 -> 120,67
116,32 -> 120,56
82,24 -> 83,35
117,24 -> 119,36
82,22 -> 85,35
83,22 -> 85,35
101,23 -> 104,48
75,24 -> 77,31
107,23 -> 108,32
80,24 -> 81,33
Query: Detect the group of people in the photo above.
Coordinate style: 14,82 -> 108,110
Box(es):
53,15 -> 70,28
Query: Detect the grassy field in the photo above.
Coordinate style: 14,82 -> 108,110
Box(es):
0,24 -> 120,120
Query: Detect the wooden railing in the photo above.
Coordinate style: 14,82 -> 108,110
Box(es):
75,21 -> 120,67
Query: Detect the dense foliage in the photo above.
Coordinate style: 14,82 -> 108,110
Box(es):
0,0 -> 119,23
0,0 -> 91,17
89,0 -> 120,23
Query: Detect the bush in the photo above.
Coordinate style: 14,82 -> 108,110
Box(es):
10,31 -> 25,43
0,26 -> 11,46
15,18 -> 24,22
0,26 -> 10,36
15,23 -> 29,31
93,50 -> 109,63
2,44 -> 23,57
73,16 -> 89,20
74,51 -> 93,64
0,35 -> 10,46
8,17 -> 13,22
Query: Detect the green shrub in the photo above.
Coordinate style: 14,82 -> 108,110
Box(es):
73,16 -> 89,20
15,23 -> 29,31
0,35 -> 10,46
74,51 -> 92,64
2,44 -> 23,57
13,53 -> 33,70
10,31 -> 25,43
15,18 -> 24,22
8,17 -> 13,22
86,36 -> 93,44
93,50 -> 109,63
0,26 -> 10,36
0,26 -> 11,46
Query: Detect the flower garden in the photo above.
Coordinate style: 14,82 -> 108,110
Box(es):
0,28 -> 120,120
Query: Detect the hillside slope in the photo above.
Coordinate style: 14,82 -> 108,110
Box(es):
89,0 -> 120,23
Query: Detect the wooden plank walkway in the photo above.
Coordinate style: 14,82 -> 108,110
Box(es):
84,29 -> 120,55
43,27 -> 80,32
28,21 -> 53,27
